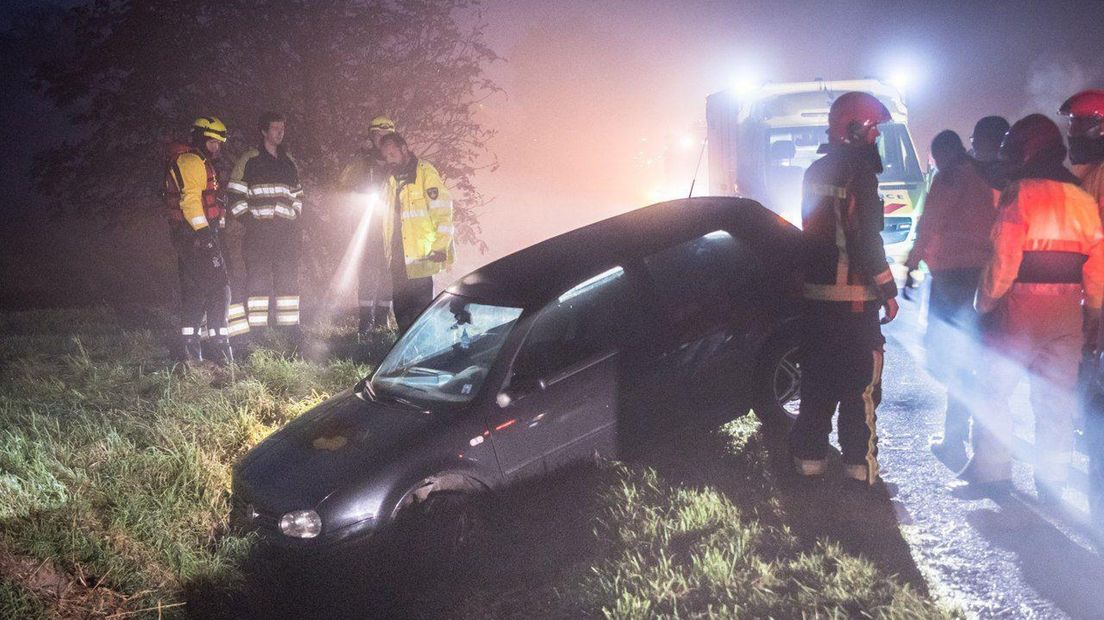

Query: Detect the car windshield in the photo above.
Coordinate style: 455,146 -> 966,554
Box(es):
371,293 -> 523,407
767,122 -> 923,185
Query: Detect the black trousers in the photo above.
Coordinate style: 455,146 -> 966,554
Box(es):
244,218 -> 301,329
790,302 -> 885,481
171,224 -> 229,337
390,266 -> 434,332
927,268 -> 982,443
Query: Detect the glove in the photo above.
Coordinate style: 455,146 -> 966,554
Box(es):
193,227 -> 225,275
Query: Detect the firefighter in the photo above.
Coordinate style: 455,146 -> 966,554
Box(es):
959,114 -> 1104,504
378,132 -> 455,331
228,112 -> 305,345
338,116 -> 396,335
903,130 -> 997,471
1060,89 -> 1104,532
789,92 -> 899,486
165,116 -> 232,364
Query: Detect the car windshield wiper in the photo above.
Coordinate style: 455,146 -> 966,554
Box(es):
365,379 -> 428,411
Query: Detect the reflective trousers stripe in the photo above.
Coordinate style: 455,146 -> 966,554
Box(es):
228,303 -> 247,320
861,349 -> 884,484
275,312 -> 300,326
275,296 -> 300,309
228,320 -> 251,336
247,297 -> 270,310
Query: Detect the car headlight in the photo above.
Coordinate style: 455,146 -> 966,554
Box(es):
279,510 -> 322,539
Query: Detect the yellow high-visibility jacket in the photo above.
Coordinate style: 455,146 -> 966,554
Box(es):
384,159 -> 455,279
169,150 -> 221,231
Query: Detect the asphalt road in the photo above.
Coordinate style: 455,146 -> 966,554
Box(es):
880,291 -> 1104,620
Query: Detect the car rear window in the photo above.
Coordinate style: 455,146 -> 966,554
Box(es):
642,230 -> 767,338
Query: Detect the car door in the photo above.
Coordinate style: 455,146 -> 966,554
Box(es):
489,266 -> 630,480
639,230 -> 771,416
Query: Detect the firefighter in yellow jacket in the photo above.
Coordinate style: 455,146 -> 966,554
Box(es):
959,114 -> 1104,503
164,116 -> 233,364
378,133 -> 454,331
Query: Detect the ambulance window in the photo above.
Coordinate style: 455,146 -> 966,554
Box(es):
877,123 -> 923,184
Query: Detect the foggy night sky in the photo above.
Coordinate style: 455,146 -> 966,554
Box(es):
2,0 -> 1103,279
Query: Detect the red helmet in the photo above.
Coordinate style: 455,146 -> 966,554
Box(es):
828,92 -> 892,144
999,113 -> 1066,167
1059,89 -> 1104,138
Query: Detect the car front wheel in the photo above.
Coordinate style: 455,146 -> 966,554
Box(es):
753,333 -> 801,431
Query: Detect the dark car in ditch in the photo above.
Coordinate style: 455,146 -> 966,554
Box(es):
231,196 -> 802,551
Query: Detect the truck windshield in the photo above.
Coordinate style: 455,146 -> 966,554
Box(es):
371,293 -> 523,407
767,122 -> 924,185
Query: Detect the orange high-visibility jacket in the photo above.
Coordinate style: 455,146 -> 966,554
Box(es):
977,178 -> 1104,312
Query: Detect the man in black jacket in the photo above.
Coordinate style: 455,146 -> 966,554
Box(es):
228,111 -> 305,345
789,92 -> 900,486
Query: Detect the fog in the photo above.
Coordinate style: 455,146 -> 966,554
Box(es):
460,0 -> 1103,273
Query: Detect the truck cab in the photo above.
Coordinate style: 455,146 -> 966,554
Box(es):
706,79 -> 926,268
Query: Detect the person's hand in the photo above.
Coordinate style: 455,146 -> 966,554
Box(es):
880,297 -> 899,324
427,250 -> 447,263
902,272 -> 918,301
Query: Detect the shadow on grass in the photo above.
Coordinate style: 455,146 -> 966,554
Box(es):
620,421 -> 930,596
187,464 -> 613,619
188,419 -> 929,618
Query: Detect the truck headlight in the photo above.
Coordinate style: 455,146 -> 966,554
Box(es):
279,510 -> 322,539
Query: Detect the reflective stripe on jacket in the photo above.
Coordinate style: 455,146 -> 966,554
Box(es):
228,147 -> 304,220
167,149 -> 221,231
977,178 -> 1104,312
800,144 -> 897,307
384,159 -> 455,279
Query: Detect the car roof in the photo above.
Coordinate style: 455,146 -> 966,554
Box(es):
446,197 -> 800,308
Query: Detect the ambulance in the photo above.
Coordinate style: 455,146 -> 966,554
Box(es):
706,79 -> 927,267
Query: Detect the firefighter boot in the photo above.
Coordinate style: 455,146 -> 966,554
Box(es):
182,335 -> 204,363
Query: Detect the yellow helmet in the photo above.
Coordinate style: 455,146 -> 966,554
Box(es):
192,116 -> 228,143
368,116 -> 396,134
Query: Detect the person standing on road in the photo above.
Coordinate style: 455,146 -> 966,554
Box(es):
789,92 -> 900,486
1061,89 -> 1104,534
164,116 -> 233,364
969,116 -> 1011,193
903,130 -> 998,471
338,116 -> 396,336
228,112 -> 305,347
378,133 -> 455,332
959,114 -> 1104,504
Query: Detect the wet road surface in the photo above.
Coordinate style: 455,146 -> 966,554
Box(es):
880,297 -> 1104,619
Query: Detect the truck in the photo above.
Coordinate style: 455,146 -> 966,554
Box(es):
705,79 -> 927,268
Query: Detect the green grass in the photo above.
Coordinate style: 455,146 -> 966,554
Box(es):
0,308 -> 370,616
0,308 -> 955,618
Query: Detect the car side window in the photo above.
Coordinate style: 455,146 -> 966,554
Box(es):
510,267 -> 628,386
641,230 -> 766,338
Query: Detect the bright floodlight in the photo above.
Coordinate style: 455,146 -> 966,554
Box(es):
889,70 -> 912,94
731,71 -> 760,96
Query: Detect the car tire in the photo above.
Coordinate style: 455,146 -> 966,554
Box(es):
753,332 -> 801,431
392,490 -> 487,575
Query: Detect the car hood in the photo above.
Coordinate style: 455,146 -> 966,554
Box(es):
234,388 -> 439,513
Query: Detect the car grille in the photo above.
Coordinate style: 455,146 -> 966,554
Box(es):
881,216 -> 912,245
